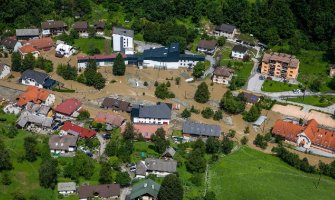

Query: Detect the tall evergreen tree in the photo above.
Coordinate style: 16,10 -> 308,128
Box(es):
24,136 -> 38,162
158,174 -> 183,200
99,161 -> 113,184
22,53 -> 35,72
113,53 -> 126,76
0,138 -> 12,171
39,159 -> 57,189
194,82 -> 210,103
11,52 -> 22,72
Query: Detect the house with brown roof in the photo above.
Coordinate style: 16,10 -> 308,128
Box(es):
241,92 -> 261,104
26,37 -> 54,51
78,184 -> 120,200
94,21 -> 105,36
231,44 -> 248,59
214,23 -> 237,39
272,119 -> 335,155
101,97 -> 132,112
329,64 -> 335,77
16,86 -> 55,107
49,134 -> 78,155
19,44 -> 39,58
212,67 -> 234,85
94,112 -> 126,130
55,98 -> 82,120
41,20 -> 67,36
197,40 -> 217,55
261,52 -> 300,80
0,36 -> 21,52
73,21 -> 89,37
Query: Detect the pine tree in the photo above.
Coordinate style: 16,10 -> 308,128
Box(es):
0,139 -> 12,171
194,82 -> 210,103
11,52 -> 22,72
158,174 -> 183,200
113,53 -> 126,76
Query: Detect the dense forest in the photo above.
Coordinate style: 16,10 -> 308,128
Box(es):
0,0 -> 334,59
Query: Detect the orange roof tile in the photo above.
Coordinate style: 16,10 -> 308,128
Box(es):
19,44 -> 38,54
28,37 -> 54,50
16,86 -> 50,106
272,120 -> 304,141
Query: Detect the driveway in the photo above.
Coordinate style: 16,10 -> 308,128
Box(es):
96,133 -> 107,156
120,187 -> 131,200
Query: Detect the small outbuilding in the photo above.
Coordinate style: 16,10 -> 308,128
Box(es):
58,182 -> 76,196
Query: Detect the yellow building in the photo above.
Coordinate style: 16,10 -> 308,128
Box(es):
261,52 -> 300,80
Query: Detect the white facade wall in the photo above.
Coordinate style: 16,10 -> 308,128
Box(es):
0,65 -> 11,79
113,34 -> 134,54
112,34 -> 122,51
133,117 -> 170,125
21,79 -> 43,88
142,59 -> 198,69
147,171 -> 171,178
231,51 -> 246,59
59,190 -> 75,195
44,94 -> 56,106
212,75 -> 231,85
214,29 -> 236,39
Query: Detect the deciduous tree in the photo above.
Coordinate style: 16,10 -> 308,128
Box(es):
158,174 -> 183,200
194,82 -> 210,103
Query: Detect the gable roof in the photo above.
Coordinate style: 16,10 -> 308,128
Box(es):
94,21 -> 105,29
142,43 -> 180,62
16,29 -> 39,37
183,121 -> 221,137
113,27 -> 134,37
27,37 -> 54,49
55,98 -> 82,116
162,147 -> 176,158
198,40 -> 217,50
134,124 -> 168,140
1,37 -> 17,49
262,52 -> 300,68
94,112 -> 125,127
0,63 -> 9,72
16,86 -> 50,106
78,184 -> 120,199
62,121 -> 96,138
213,67 -> 234,77
19,45 -> 39,54
21,70 -> 49,85
73,21 -> 88,30
41,20 -> 67,29
101,97 -> 131,112
242,92 -> 261,104
49,134 -> 78,150
17,111 -> 53,128
145,158 -> 177,173
58,182 -> 76,192
215,23 -> 236,33
232,44 -> 248,53
129,179 -> 160,200
131,103 -> 172,119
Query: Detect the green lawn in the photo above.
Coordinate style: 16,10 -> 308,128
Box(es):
74,38 -> 112,54
262,79 -> 300,92
287,95 -> 335,107
131,141 -> 160,163
209,147 -> 335,200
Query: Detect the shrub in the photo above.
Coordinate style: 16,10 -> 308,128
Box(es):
213,110 -> 223,121
175,77 -> 181,85
77,110 -> 90,120
253,134 -> 268,149
201,107 -> 214,119
143,81 -> 148,86
240,136 -> 248,145
181,108 -> 191,118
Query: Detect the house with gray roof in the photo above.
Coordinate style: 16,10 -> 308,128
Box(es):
20,69 -> 56,89
183,121 -> 221,138
136,158 -> 177,178
162,147 -> 176,159
58,182 -> 76,196
231,44 -> 248,59
112,27 -> 134,55
131,103 -> 172,125
16,29 -> 40,40
17,111 -> 53,128
49,134 -> 78,155
41,20 -> 67,36
128,179 -> 160,200
214,23 -> 237,39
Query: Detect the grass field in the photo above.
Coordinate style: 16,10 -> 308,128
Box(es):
262,80 -> 300,92
0,114 -> 56,199
74,38 -> 112,54
209,147 -> 335,200
287,95 -> 335,107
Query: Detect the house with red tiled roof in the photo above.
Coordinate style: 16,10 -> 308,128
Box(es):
272,119 -> 335,154
133,124 -> 169,140
18,44 -> 39,58
61,121 -> 96,138
16,86 -> 55,107
94,112 -> 126,130
55,98 -> 82,120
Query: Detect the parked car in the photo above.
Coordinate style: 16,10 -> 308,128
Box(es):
259,75 -> 265,80
102,133 -> 111,140
127,163 -> 136,168
86,152 -> 93,157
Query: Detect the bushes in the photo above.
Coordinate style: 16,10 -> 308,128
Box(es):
201,107 -> 214,119
77,110 -> 90,120
220,91 -> 245,114
243,105 -> 261,122
253,134 -> 268,149
52,88 -> 75,93
155,83 -> 175,99
272,146 -> 316,173
194,82 -> 210,103
181,108 -> 191,118
56,64 -> 78,80
213,110 -> 223,121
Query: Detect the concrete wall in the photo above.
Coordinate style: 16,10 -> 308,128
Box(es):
133,117 -> 170,125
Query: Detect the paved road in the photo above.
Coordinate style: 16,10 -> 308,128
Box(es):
96,133 -> 107,156
203,55 -> 216,78
120,187 -> 131,200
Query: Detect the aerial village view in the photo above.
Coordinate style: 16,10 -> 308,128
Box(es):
0,1 -> 335,200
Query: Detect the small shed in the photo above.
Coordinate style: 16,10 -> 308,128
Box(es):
253,116 -> 267,127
